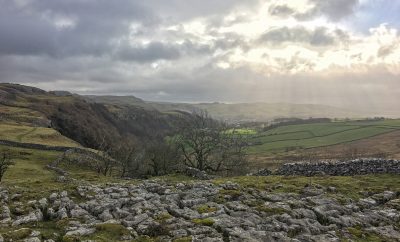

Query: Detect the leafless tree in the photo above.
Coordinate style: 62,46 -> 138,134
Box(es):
112,140 -> 146,178
0,152 -> 14,182
175,111 -> 249,175
146,141 -> 181,176
94,136 -> 117,176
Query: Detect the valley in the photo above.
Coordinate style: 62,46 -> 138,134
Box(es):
0,83 -> 399,241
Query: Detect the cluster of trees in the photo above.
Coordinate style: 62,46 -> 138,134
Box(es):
93,111 -> 250,178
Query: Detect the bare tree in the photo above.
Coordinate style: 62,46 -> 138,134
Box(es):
112,140 -> 146,178
217,131 -> 250,175
94,136 -> 117,176
0,152 -> 14,182
146,141 -> 181,176
175,111 -> 249,175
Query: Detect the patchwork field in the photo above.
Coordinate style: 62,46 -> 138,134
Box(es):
246,119 -> 400,155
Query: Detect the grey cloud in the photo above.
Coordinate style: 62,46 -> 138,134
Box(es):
140,0 -> 259,21
115,39 -> 215,63
0,0 -> 155,58
310,0 -> 360,21
269,0 -> 360,21
116,42 -> 181,63
258,26 -> 341,46
268,5 -> 295,17
0,0 -> 398,114
0,13 -> 57,56
377,44 -> 398,58
0,0 -> 251,62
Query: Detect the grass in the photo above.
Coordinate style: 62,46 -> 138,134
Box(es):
0,145 -> 120,204
247,119 -> 400,155
0,104 -> 43,118
154,212 -> 173,222
0,122 -> 80,147
214,174 -> 400,200
192,218 -> 215,226
0,144 -> 135,241
89,223 -> 131,241
345,226 -> 386,242
225,128 -> 257,135
173,237 -> 192,242
195,204 -> 218,214
255,205 -> 287,216
150,173 -> 195,183
2,228 -> 32,241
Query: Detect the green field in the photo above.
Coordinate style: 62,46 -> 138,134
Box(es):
247,119 -> 400,155
0,123 -> 80,147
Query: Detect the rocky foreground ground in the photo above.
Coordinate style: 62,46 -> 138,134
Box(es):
0,178 -> 400,242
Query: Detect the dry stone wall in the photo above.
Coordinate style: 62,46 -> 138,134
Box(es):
276,158 -> 400,176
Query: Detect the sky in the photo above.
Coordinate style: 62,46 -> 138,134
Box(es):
0,0 -> 399,112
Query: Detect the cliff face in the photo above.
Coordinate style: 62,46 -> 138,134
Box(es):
0,83 -> 188,149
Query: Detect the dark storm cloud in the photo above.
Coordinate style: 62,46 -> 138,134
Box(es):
258,26 -> 342,46
0,11 -> 57,56
0,0 -> 155,58
0,0 -> 254,60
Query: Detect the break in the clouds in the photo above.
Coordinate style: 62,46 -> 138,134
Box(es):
0,0 -> 399,111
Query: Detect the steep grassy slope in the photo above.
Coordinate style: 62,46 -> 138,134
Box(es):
0,83 -> 189,150
0,123 -> 80,147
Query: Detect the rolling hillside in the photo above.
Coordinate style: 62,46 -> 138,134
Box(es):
246,119 -> 400,155
0,83 -> 189,150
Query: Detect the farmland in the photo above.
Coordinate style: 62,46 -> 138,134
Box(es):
246,119 -> 400,155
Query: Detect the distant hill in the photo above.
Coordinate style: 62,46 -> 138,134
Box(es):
85,95 -> 365,123
85,95 -> 146,106
188,102 -> 364,123
0,83 -> 189,149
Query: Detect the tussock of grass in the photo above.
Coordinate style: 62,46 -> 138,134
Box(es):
2,228 -> 32,241
173,236 -> 193,242
154,212 -> 173,222
192,218 -> 215,226
150,173 -> 195,183
94,223 -> 130,237
346,226 -> 385,242
196,204 -> 217,214
256,205 -> 287,216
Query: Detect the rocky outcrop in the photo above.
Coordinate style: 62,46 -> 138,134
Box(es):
1,180 -> 399,241
276,159 -> 400,176
185,167 -> 210,180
